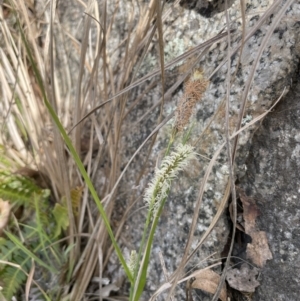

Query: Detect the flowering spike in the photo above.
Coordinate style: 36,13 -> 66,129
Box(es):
128,250 -> 138,277
144,144 -> 196,217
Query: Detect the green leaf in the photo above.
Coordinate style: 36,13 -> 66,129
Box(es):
132,197 -> 167,301
0,170 -> 45,206
52,203 -> 69,238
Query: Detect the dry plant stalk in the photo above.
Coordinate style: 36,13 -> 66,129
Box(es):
0,199 -> 10,235
175,69 -> 209,132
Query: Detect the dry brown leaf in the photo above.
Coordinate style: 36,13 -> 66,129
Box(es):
238,188 -> 273,267
187,269 -> 227,301
247,231 -> 273,267
226,263 -> 260,293
0,199 -> 11,235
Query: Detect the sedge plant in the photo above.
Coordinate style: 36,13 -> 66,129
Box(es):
129,69 -> 209,301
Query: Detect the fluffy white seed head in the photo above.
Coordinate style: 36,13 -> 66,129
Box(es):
144,144 -> 196,217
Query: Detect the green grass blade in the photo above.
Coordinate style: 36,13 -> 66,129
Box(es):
132,197 -> 167,301
129,207 -> 153,300
4,231 -> 56,273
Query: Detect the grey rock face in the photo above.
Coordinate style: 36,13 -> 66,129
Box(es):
178,0 -> 236,18
239,71 -> 300,301
130,0 -> 300,299
114,0 -> 300,299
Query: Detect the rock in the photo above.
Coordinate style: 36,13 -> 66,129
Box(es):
121,0 -> 300,299
107,0 -> 300,299
238,70 -> 300,301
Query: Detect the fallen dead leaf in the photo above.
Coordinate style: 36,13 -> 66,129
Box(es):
226,263 -> 260,293
247,231 -> 273,267
237,188 -> 273,267
187,269 -> 227,301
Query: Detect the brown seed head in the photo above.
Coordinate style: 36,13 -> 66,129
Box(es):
175,70 -> 209,132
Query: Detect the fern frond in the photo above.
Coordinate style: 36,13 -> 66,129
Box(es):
0,265 -> 27,299
5,231 -> 56,273
33,194 -> 53,265
0,245 -> 30,300
0,171 -> 63,299
0,170 -> 46,206
0,238 -> 18,262
34,191 -> 52,231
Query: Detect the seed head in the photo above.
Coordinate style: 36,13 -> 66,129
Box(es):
175,69 -> 209,132
144,144 -> 196,217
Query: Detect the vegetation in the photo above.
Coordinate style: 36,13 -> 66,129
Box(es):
0,0 -> 291,300
0,1 -> 211,299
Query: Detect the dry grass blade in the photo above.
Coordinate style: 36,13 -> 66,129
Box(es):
68,30 -> 229,134
0,199 -> 10,235
49,0 -> 76,256
73,12 -> 92,154
211,3 -> 236,300
25,260 -> 35,301
155,0 -> 165,122
16,0 -> 45,77
158,251 -> 175,301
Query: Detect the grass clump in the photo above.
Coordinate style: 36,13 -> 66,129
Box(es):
0,0 -> 289,300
